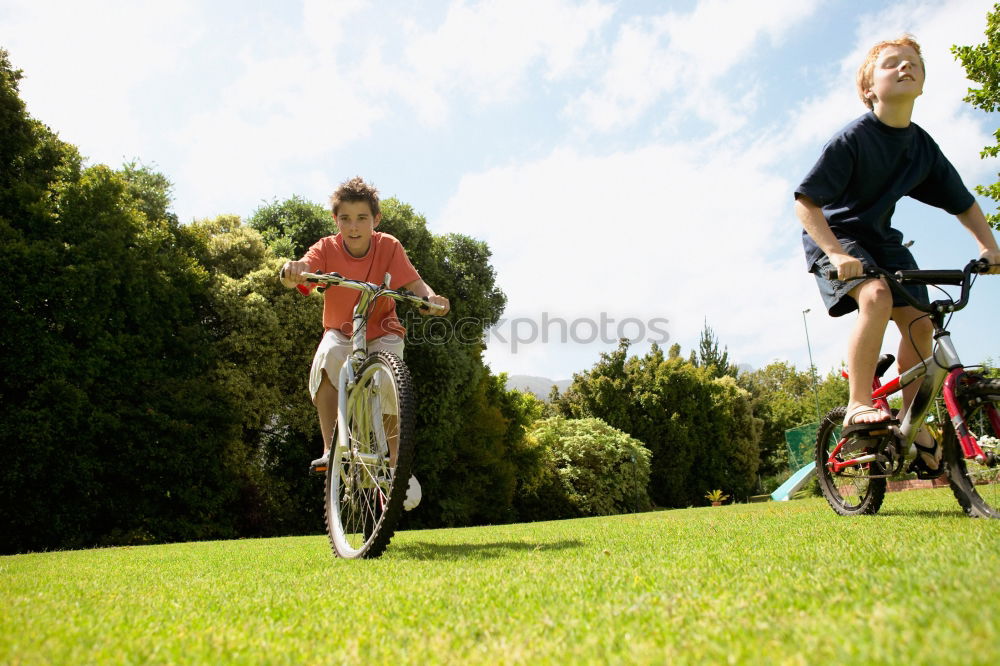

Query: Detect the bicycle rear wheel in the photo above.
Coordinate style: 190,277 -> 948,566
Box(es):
944,376 -> 1000,519
325,350 -> 415,558
815,406 -> 887,516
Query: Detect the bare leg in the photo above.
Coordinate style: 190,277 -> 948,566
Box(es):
314,370 -> 338,454
892,305 -> 938,466
891,305 -> 933,412
844,278 -> 894,425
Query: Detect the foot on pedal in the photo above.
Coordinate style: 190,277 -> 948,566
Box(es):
907,430 -> 944,480
841,406 -> 898,438
309,451 -> 329,476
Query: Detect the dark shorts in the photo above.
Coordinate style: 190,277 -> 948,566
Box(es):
810,238 -> 929,317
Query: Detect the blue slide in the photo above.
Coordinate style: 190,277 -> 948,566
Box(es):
770,461 -> 817,501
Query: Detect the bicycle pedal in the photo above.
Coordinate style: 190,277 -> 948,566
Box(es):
846,429 -> 893,445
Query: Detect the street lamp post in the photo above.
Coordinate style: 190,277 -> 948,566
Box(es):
802,308 -> 821,422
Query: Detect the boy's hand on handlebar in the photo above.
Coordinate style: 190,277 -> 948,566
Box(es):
421,295 -> 450,316
829,253 -> 864,281
980,248 -> 1000,275
279,261 -> 311,287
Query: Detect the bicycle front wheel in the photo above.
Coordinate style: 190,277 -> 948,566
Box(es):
815,406 -> 887,516
325,350 -> 415,558
944,376 -> 1000,519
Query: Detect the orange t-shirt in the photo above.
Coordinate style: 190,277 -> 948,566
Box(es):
300,232 -> 421,339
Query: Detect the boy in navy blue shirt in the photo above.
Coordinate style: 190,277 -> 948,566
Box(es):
795,36 -> 1000,477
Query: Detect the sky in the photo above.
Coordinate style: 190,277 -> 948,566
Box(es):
3,0 -> 999,382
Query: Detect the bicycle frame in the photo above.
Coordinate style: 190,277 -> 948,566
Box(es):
334,277 -> 383,461
825,260 -> 998,474
295,270 -> 441,464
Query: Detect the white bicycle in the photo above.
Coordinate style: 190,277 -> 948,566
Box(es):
288,269 -> 443,558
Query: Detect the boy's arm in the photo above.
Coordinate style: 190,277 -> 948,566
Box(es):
402,278 -> 450,316
794,195 -> 863,279
955,202 -> 1000,274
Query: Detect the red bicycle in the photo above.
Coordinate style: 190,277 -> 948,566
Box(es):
815,259 -> 999,518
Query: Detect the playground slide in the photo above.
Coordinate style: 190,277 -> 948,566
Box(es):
770,461 -> 816,501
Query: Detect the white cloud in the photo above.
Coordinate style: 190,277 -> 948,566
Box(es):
437,139 -> 822,377
2,0 -> 202,164
385,0 -> 613,123
565,0 -> 822,136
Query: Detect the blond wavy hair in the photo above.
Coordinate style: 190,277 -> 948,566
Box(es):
856,35 -> 924,109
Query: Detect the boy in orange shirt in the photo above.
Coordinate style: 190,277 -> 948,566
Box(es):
280,177 -> 449,507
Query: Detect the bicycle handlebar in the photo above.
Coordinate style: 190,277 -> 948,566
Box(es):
823,258 -> 993,315
280,268 -> 446,313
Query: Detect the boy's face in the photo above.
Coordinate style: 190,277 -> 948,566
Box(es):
335,200 -> 380,257
866,45 -> 924,108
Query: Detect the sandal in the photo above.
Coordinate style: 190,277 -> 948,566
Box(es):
907,435 -> 944,480
841,406 -> 898,438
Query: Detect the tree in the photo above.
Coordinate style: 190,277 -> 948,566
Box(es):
183,215 -> 326,536
695,320 -> 739,379
247,195 -> 334,258
2,51 -> 254,552
737,361 -> 849,482
1,80 -> 242,552
120,160 -> 178,225
737,362 -> 816,477
554,340 -> 761,507
952,2 -> 1000,230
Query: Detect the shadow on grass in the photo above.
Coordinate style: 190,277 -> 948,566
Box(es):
876,507 -> 966,519
393,539 -> 586,561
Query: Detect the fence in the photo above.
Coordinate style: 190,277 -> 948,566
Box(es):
784,422 -> 819,470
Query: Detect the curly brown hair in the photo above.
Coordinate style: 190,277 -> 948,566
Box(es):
856,35 -> 924,110
330,176 -> 380,217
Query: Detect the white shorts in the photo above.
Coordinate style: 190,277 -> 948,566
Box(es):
308,329 -> 404,402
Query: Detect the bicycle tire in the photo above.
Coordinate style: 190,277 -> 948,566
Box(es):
944,376 -> 1000,519
325,350 -> 416,558
815,406 -> 887,516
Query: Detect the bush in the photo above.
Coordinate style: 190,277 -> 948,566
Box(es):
517,417 -> 651,519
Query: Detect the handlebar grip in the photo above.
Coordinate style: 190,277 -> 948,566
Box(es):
421,301 -> 447,313
895,269 -> 964,285
822,267 -> 871,281
972,258 -> 994,273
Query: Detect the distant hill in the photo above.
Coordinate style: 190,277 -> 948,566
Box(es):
505,375 -> 572,400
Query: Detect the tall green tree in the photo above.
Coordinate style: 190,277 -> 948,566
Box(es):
695,320 -> 739,379
1,50 -> 242,552
952,2 -> 1000,229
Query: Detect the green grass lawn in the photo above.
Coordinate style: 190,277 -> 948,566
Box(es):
3,488 -> 999,665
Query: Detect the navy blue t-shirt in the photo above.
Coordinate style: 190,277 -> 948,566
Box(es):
795,112 -> 974,270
